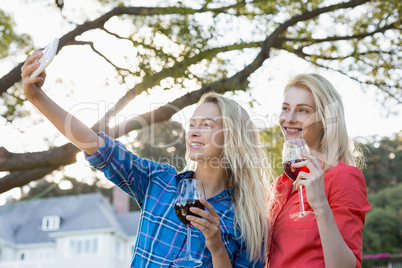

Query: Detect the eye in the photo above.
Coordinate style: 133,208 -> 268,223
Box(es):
281,106 -> 289,112
299,108 -> 310,113
204,122 -> 212,127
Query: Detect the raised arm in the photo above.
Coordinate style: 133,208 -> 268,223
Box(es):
21,51 -> 104,155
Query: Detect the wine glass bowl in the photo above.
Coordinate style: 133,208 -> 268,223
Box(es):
283,159 -> 309,181
173,178 -> 205,267
282,139 -> 316,221
175,199 -> 205,227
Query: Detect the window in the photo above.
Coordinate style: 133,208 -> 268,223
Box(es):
42,215 -> 60,231
39,250 -> 52,260
70,238 -> 98,256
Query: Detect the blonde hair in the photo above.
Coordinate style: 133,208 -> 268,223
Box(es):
186,92 -> 273,261
284,73 -> 365,171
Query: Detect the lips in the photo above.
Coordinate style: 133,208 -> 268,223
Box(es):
284,127 -> 302,134
189,142 -> 204,149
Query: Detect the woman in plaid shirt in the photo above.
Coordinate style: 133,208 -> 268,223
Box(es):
22,51 -> 273,267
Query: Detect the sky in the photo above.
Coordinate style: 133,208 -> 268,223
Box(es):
0,0 -> 401,203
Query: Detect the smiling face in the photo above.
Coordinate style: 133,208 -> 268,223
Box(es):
279,86 -> 324,152
186,102 -> 225,163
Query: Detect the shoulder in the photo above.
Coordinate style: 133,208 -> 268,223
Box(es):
325,161 -> 369,205
331,161 -> 363,174
325,161 -> 365,185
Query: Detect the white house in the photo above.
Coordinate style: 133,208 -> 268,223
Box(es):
0,190 -> 141,268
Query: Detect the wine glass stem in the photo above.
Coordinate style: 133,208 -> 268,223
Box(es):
185,226 -> 193,259
298,185 -> 306,216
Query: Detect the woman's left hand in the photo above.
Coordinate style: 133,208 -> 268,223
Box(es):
187,199 -> 225,253
292,153 -> 328,212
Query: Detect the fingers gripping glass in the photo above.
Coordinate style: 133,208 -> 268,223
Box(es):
282,139 -> 316,221
174,178 -> 205,267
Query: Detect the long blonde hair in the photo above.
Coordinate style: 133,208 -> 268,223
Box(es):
186,92 -> 273,261
284,73 -> 365,171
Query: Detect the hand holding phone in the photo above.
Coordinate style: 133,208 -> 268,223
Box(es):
30,38 -> 59,78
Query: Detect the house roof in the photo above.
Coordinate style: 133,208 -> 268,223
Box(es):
0,193 -> 141,245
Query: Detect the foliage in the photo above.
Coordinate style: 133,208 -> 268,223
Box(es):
260,125 -> 285,177
361,131 -> 402,193
125,120 -> 187,170
362,143 -> 402,266
362,256 -> 402,268
0,9 -> 33,121
0,9 -> 32,58
362,184 -> 402,259
0,0 -> 401,192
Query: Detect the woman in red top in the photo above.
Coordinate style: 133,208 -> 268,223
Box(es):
267,73 -> 371,268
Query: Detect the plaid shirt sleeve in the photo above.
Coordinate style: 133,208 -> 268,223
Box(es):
85,132 -> 175,207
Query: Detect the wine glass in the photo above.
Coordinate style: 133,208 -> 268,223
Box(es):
282,139 -> 315,221
173,178 -> 205,267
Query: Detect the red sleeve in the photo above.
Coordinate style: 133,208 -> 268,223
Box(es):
325,165 -> 371,268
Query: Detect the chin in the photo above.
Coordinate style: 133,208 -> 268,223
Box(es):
284,135 -> 302,141
188,152 -> 204,162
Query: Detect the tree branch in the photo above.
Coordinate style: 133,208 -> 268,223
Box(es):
0,144 -> 79,172
283,20 -> 401,44
90,41 -> 264,132
0,40 -> 264,174
0,4 -> 241,96
0,0 -> 379,194
288,47 -> 402,104
0,167 -> 59,194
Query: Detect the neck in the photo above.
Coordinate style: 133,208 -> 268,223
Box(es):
309,146 -> 328,170
194,162 -> 227,199
308,140 -> 321,156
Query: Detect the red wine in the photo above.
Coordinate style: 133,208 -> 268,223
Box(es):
174,199 -> 205,226
283,159 -> 309,181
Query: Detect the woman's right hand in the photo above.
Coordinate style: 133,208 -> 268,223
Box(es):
21,51 -> 46,101
20,51 -> 104,155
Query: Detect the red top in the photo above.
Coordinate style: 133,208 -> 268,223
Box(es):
267,162 -> 371,268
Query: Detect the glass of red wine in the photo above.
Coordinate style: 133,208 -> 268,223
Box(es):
282,139 -> 316,221
173,178 -> 205,267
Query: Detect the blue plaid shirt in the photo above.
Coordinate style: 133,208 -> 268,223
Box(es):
85,132 -> 265,268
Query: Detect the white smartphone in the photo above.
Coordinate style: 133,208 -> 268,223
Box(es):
30,38 -> 59,78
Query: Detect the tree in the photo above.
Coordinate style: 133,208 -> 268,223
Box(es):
0,0 -> 401,193
362,184 -> 402,255
127,120 -> 187,170
361,131 -> 402,193
260,125 -> 284,177
0,9 -> 32,59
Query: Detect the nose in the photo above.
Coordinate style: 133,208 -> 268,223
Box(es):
188,127 -> 200,137
285,110 -> 298,124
